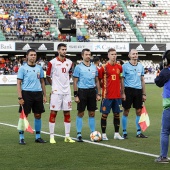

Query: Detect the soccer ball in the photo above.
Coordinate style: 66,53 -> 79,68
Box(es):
90,131 -> 102,142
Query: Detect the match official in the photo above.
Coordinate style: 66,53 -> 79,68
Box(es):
17,49 -> 47,145
73,48 -> 101,142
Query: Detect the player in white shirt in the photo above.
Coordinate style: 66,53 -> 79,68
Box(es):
46,43 -> 75,144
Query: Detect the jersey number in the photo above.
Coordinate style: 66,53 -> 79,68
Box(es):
62,68 -> 66,73
111,75 -> 116,80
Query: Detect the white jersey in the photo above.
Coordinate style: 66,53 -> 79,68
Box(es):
46,57 -> 73,94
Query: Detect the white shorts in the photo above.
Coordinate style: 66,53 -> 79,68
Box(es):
50,94 -> 72,111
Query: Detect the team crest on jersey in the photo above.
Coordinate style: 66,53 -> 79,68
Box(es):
37,72 -> 40,79
117,69 -> 120,74
52,105 -> 55,108
66,64 -> 68,67
102,106 -> 106,111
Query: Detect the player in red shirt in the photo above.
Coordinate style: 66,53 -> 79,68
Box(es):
46,43 -> 75,144
98,48 -> 125,140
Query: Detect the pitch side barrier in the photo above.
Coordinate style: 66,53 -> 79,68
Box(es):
0,41 -> 167,53
0,74 -> 156,85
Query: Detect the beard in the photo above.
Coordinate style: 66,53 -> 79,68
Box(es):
29,58 -> 36,63
60,53 -> 66,57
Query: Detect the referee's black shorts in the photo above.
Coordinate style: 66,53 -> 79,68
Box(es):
122,87 -> 143,110
77,88 -> 96,112
19,91 -> 45,115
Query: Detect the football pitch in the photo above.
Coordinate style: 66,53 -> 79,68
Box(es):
0,84 -> 169,170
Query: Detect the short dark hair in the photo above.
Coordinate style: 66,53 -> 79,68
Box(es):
117,59 -> 124,65
81,48 -> 90,55
93,56 -> 100,63
108,48 -> 116,53
57,43 -> 67,50
26,49 -> 36,56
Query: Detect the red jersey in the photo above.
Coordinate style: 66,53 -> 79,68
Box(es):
97,66 -> 101,73
44,7 -> 49,11
98,62 -> 122,99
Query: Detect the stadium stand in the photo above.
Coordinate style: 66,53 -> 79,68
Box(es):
66,0 -> 139,42
0,0 -> 170,42
123,0 -> 170,42
0,0 -> 58,41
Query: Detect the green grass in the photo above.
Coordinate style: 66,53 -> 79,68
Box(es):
0,84 -> 169,170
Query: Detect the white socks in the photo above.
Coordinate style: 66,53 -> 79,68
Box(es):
49,122 -> 55,138
64,122 -> 71,137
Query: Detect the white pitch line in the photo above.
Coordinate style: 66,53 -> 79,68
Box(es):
0,103 -> 50,107
0,105 -> 19,107
0,122 -> 166,159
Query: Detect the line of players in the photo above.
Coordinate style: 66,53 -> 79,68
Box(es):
17,43 -> 147,145
17,43 -> 170,163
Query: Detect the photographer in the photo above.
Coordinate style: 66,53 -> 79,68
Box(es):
155,50 -> 170,163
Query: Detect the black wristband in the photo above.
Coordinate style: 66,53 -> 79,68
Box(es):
97,94 -> 101,97
142,94 -> 146,96
18,97 -> 23,100
74,91 -> 78,97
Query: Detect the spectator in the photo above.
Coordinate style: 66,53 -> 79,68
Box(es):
16,30 -> 20,39
157,9 -> 163,15
35,29 -> 40,40
164,10 -> 168,15
38,30 -> 44,40
0,6 -> 4,14
13,64 -> 19,74
142,11 -> 146,18
137,0 -> 142,7
101,31 -> 107,40
144,67 -> 149,74
44,20 -> 50,29
45,30 -> 50,40
25,0 -> 30,6
152,0 -> 158,7
33,16 -> 39,24
66,34 -> 71,42
5,25 -> 11,34
31,31 -> 35,41
153,23 -> 157,31
149,23 -> 154,29
84,34 -> 90,42
44,5 -> 49,15
50,31 -> 55,41
100,0 -> 105,6
19,29 -> 25,41
28,14 -> 33,24
148,66 -> 152,74
50,4 -> 55,11
4,65 -> 10,75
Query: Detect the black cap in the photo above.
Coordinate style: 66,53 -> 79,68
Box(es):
93,56 -> 100,63
162,50 -> 170,60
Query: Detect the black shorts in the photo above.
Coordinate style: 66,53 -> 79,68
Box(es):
77,88 -> 96,112
122,87 -> 143,110
19,91 -> 45,115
